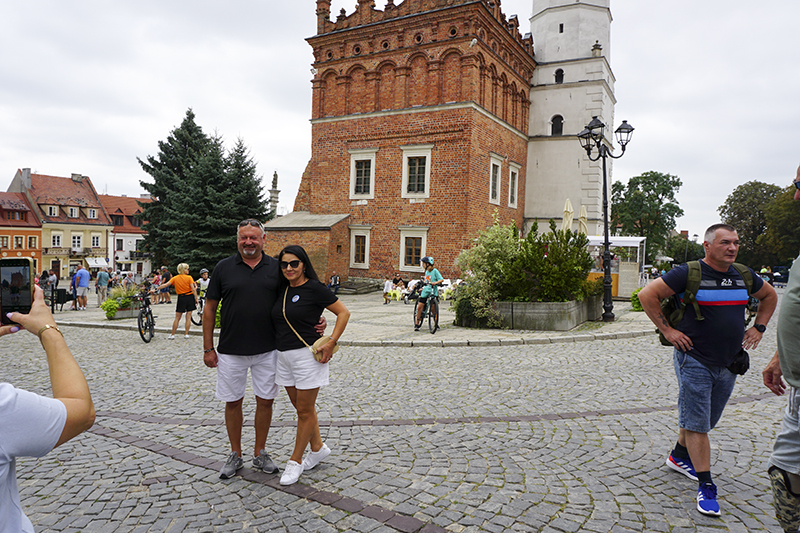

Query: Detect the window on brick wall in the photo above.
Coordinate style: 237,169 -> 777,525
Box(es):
28,236 -> 37,249
0,237 -> 7,248
489,154 -> 503,205
349,148 -> 377,200
13,236 -> 23,249
349,225 -> 371,269
508,163 -> 520,209
399,227 -> 428,272
401,145 -> 432,200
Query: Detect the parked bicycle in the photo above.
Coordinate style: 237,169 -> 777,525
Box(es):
136,288 -> 156,343
413,283 -> 439,334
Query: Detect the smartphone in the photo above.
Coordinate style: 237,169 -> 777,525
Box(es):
0,257 -> 34,325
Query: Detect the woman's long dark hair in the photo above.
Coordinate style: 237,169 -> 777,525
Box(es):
277,245 -> 319,284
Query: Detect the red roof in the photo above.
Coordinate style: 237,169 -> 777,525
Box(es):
0,192 -> 39,228
98,194 -> 151,235
29,173 -> 111,225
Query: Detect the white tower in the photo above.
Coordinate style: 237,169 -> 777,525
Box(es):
524,0 -> 616,235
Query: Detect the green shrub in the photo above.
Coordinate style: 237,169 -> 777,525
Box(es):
630,287 -> 644,311
454,218 -> 596,328
100,298 -> 119,319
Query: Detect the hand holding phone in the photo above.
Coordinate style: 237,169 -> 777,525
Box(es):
0,258 -> 34,325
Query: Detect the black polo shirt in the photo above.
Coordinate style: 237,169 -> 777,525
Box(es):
206,252 -> 280,355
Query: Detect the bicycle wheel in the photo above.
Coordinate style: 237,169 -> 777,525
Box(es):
138,308 -> 153,343
428,299 -> 439,334
191,299 -> 203,326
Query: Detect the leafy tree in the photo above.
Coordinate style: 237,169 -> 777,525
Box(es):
761,186 -> 800,264
137,109 -> 269,273
660,234 -> 704,264
718,181 -> 782,266
611,171 -> 684,263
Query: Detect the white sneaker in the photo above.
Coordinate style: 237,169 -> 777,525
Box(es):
184,335 -> 190,339
279,460 -> 304,485
302,443 -> 331,470
168,334 -> 175,340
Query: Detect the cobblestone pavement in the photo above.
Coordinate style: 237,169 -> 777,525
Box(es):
10,292 -> 787,532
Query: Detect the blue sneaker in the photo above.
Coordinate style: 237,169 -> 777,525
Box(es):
697,482 -> 721,516
666,453 -> 698,481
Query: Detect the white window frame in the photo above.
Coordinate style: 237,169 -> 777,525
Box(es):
401,144 -> 433,200
28,236 -> 37,249
116,238 -> 124,251
13,235 -> 23,249
508,162 -> 520,209
349,225 -> 372,269
88,208 -> 97,219
91,234 -> 101,248
47,206 -> 58,217
51,234 -> 62,248
489,153 -> 503,205
68,207 -> 78,218
349,148 -> 377,200
71,234 -> 82,251
399,226 -> 428,272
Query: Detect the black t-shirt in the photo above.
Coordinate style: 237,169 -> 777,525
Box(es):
206,253 -> 280,355
162,271 -> 172,283
272,279 -> 338,351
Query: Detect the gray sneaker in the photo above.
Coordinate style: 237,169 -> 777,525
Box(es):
219,452 -> 243,479
253,449 -> 279,474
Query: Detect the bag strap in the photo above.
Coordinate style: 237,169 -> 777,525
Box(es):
282,287 -> 312,351
731,262 -> 754,295
683,261 -> 704,321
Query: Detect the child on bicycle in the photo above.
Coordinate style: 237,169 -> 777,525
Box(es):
415,256 -> 443,332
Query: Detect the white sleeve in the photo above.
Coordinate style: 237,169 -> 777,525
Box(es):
0,383 -> 67,461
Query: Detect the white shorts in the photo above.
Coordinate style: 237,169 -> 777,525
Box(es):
275,347 -> 329,390
215,350 -> 279,402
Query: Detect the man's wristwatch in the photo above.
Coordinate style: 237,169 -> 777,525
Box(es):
754,324 -> 766,333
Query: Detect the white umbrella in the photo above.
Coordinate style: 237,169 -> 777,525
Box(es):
560,198 -> 574,232
578,205 -> 588,234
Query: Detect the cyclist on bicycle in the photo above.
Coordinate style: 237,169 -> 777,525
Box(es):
195,268 -> 210,297
415,256 -> 443,332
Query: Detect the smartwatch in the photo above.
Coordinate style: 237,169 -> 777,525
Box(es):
754,324 -> 766,333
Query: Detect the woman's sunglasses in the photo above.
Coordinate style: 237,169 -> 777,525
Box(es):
280,260 -> 301,270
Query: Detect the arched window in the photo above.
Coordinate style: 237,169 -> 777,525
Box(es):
554,69 -> 564,84
551,115 -> 564,136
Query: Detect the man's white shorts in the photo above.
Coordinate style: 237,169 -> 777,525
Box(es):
76,286 -> 89,297
275,347 -> 329,390
215,351 -> 279,402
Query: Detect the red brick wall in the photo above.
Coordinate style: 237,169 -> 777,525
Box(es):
294,0 -> 534,281
263,219 -> 350,282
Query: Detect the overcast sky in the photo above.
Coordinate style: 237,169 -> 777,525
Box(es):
2,0 -> 799,240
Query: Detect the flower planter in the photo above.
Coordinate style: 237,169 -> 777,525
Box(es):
493,295 -> 602,331
109,305 -> 141,319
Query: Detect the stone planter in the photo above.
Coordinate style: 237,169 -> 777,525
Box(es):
110,305 -> 141,319
494,295 -> 602,331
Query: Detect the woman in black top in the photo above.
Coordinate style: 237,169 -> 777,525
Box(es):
271,245 -> 350,485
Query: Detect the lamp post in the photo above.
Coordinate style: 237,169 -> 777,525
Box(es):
684,233 -> 698,263
578,116 -> 634,322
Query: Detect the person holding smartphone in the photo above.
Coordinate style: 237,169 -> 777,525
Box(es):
0,285 -> 95,532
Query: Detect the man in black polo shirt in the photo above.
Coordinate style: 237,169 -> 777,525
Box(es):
202,219 -> 281,479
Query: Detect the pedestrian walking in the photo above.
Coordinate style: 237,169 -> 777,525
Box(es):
96,267 -> 109,306
637,223 -> 777,516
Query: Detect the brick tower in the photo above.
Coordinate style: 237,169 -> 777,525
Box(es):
265,0 -> 536,283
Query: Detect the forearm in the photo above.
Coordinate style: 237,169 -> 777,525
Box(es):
755,292 -> 778,325
202,299 -> 219,348
330,310 -> 350,342
43,330 -> 91,404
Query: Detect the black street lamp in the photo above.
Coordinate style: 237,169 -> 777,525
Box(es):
578,116 -> 634,322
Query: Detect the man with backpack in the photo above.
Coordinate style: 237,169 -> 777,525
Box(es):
762,163 -> 800,532
638,223 -> 777,517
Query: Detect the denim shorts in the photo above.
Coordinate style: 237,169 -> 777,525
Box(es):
770,387 -> 800,474
674,349 -> 737,433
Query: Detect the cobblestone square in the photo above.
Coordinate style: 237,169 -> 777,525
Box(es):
8,294 -> 787,531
